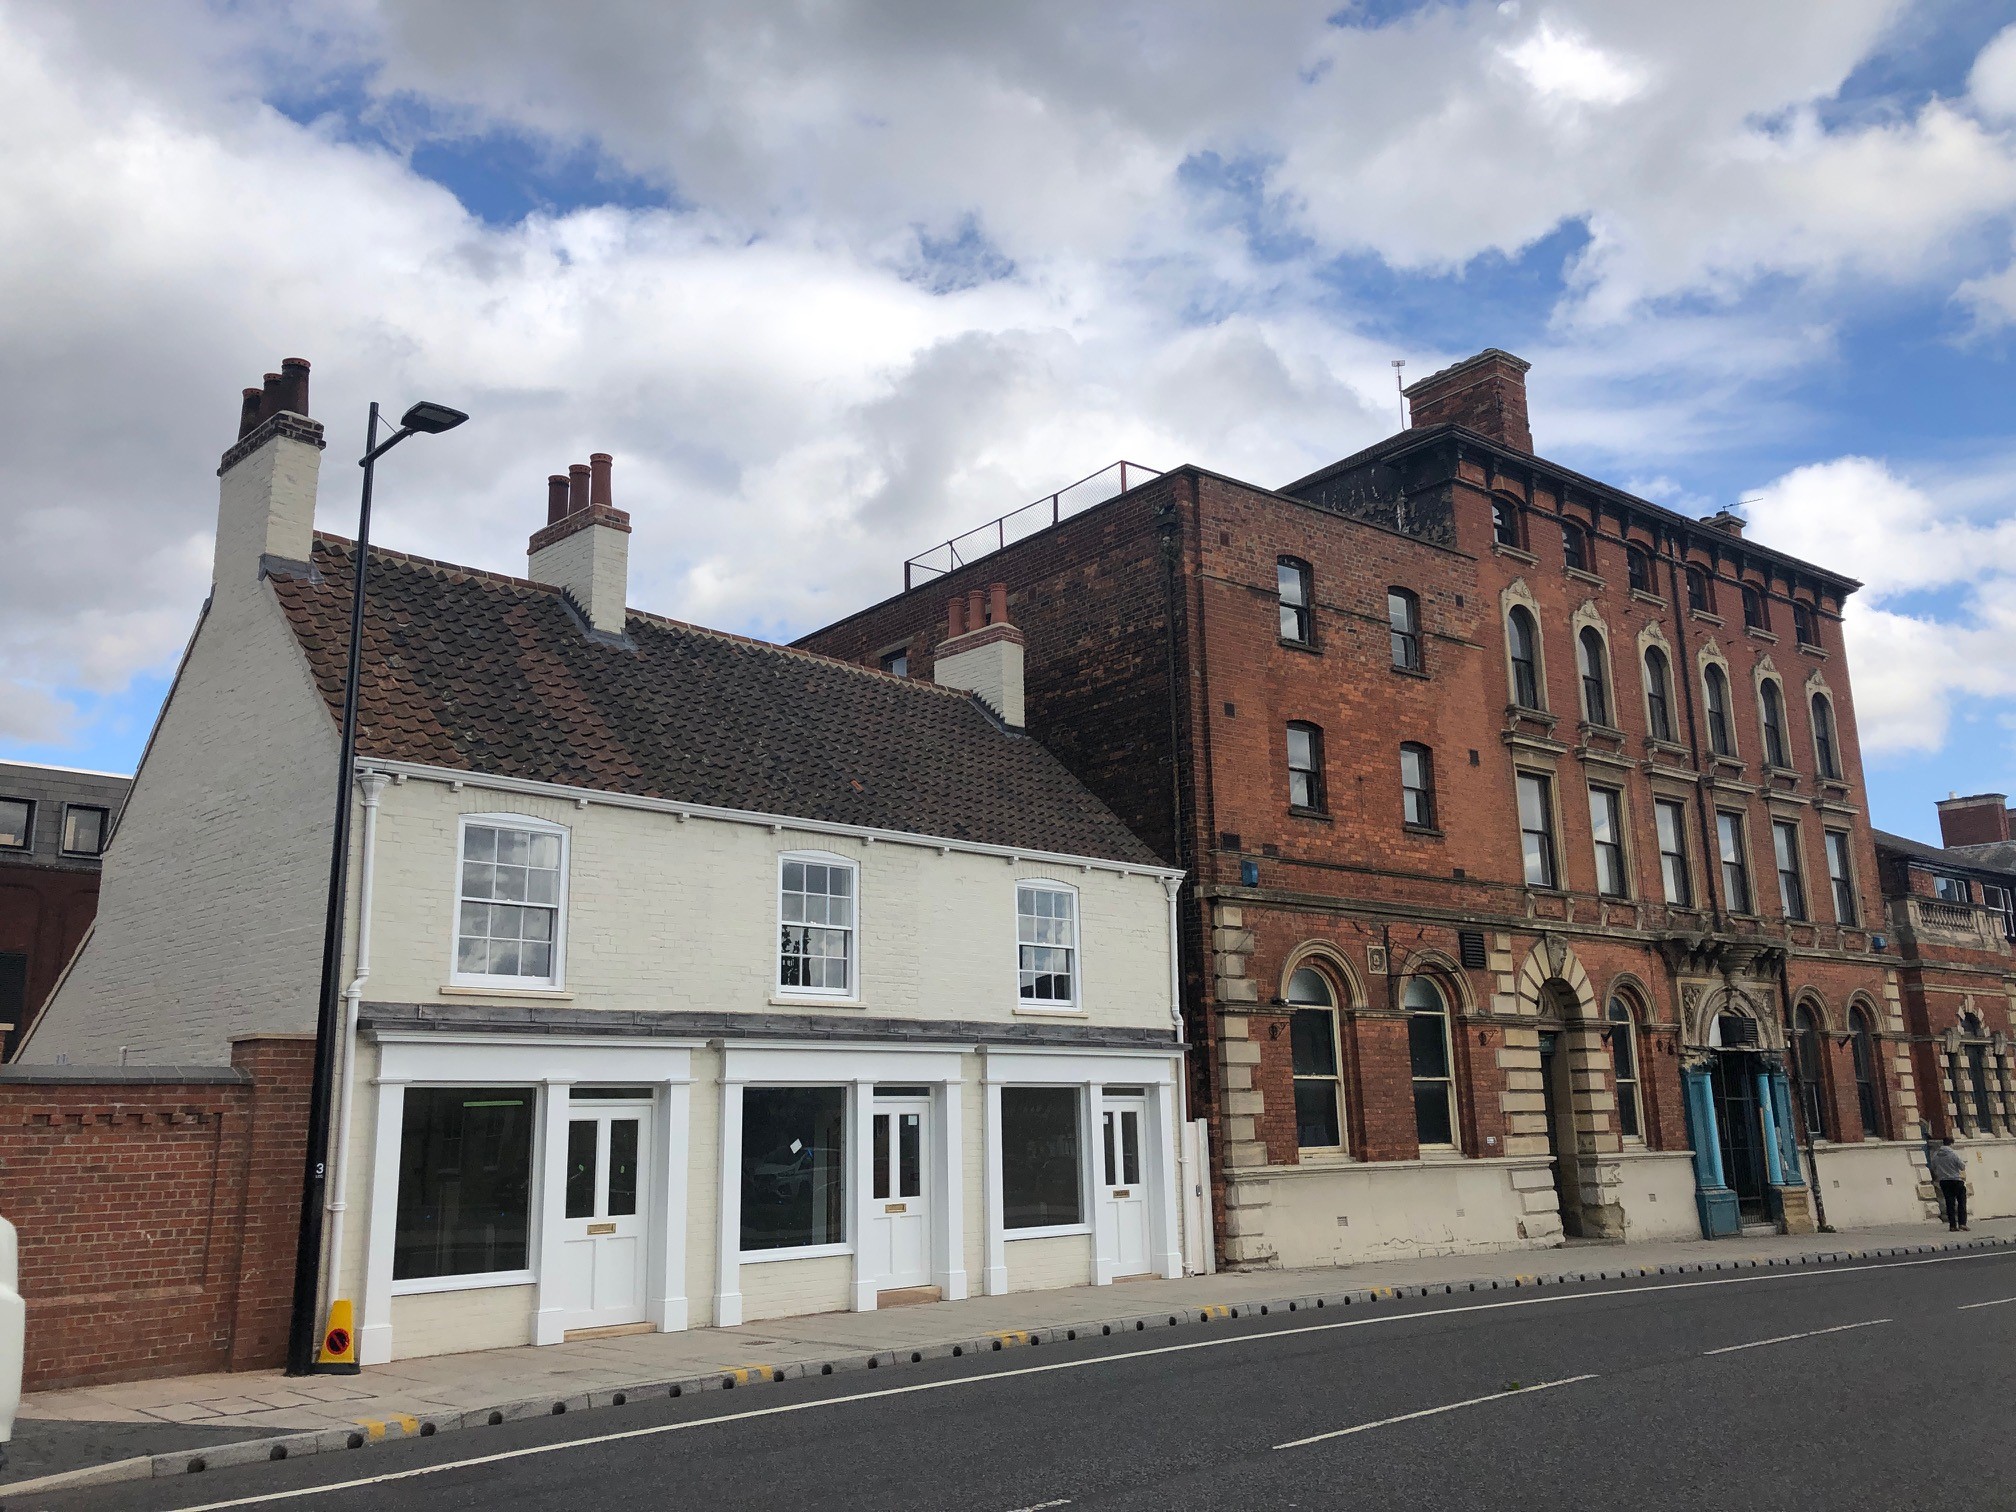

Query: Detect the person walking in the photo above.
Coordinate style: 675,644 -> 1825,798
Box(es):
1930,1136 -> 1969,1231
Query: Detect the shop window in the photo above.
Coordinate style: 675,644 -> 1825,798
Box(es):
1016,882 -> 1078,1007
393,1087 -> 535,1281
1405,977 -> 1457,1149
779,854 -> 857,996
1644,647 -> 1674,742
1608,997 -> 1642,1140
1278,558 -> 1314,645
740,1086 -> 847,1251
1001,1087 -> 1083,1228
1289,968 -> 1344,1151
455,818 -> 565,986
1400,743 -> 1436,828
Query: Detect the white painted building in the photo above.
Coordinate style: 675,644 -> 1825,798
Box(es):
25,367 -> 1200,1363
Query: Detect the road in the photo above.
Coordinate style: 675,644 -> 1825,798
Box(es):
32,1247 -> 2016,1512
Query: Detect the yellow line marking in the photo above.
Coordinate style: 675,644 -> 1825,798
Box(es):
393,1414 -> 418,1435
988,1330 -> 1032,1346
356,1419 -> 385,1441
724,1364 -> 776,1384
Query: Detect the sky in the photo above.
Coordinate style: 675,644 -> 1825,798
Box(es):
3,0 -> 2016,844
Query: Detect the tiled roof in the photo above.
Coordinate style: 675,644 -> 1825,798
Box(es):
269,536 -> 1161,866
1872,828 -> 2016,879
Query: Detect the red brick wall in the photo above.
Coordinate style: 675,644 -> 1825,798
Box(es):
0,1036 -> 312,1389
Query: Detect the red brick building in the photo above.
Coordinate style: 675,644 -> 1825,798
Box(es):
802,349 -> 1938,1266
1873,795 -> 2016,1214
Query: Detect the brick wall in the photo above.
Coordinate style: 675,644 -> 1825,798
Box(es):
0,1035 -> 312,1389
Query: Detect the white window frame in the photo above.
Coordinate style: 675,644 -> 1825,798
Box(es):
450,813 -> 570,990
776,850 -> 862,1001
1014,878 -> 1082,1014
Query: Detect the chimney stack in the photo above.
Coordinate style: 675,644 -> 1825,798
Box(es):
1937,793 -> 2012,849
932,581 -> 1025,727
528,454 -> 632,637
1703,509 -> 1746,538
1403,348 -> 1533,453
215,357 -> 325,587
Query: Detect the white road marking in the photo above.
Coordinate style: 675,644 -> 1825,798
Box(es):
1702,1318 -> 1891,1356
159,1247 -> 2014,1510
1272,1374 -> 1598,1450
1005,1501 -> 1072,1511
1958,1294 -> 2016,1310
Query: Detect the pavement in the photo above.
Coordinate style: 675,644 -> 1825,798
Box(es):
7,1214 -> 2013,1503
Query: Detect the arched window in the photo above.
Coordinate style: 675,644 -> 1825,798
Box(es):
1849,1006 -> 1883,1139
1405,976 -> 1457,1149
1627,545 -> 1654,594
1961,1013 -> 1997,1135
1644,647 -> 1674,742
1742,584 -> 1769,631
1286,722 -> 1326,813
1388,588 -> 1421,670
1400,743 -> 1435,828
1289,968 -> 1344,1150
1508,607 -> 1543,709
1686,565 -> 1714,613
1811,693 -> 1840,779
1608,996 -> 1642,1140
1793,1004 -> 1830,1140
1704,664 -> 1734,756
1578,627 -> 1611,727
1492,497 -> 1523,549
1760,680 -> 1789,768
1277,557 -> 1313,644
1562,520 -> 1590,572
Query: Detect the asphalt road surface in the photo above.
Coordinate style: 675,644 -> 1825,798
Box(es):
29,1247 -> 2016,1512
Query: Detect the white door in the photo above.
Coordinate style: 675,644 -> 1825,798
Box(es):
558,1093 -> 651,1332
1101,1096 -> 1152,1279
864,1094 -> 931,1292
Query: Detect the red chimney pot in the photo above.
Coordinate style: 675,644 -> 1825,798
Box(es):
547,475 -> 571,525
567,463 -> 591,516
988,583 -> 1009,626
589,453 -> 613,508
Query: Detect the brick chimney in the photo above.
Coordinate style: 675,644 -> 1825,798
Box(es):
933,582 -> 1025,727
214,357 -> 324,588
527,452 -> 631,637
1938,793 -> 2012,848
1403,349 -> 1533,453
1703,509 -> 1746,538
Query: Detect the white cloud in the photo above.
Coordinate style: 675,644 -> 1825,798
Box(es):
1502,20 -> 1647,107
1971,22 -> 2016,120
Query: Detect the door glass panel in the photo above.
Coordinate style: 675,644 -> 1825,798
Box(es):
873,1114 -> 891,1201
1121,1110 -> 1141,1186
1102,1111 -> 1117,1187
899,1112 -> 922,1198
607,1119 -> 639,1217
565,1120 -> 597,1220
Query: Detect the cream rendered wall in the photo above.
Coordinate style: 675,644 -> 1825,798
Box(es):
1810,1142 -> 1931,1229
1228,1157 -> 1557,1269
391,1287 -> 536,1361
740,1256 -> 853,1322
1006,1234 -> 1094,1292
1609,1151 -> 1701,1242
353,772 -> 1174,1032
24,552 -> 339,1066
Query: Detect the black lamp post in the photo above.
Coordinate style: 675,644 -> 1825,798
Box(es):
287,399 -> 467,1377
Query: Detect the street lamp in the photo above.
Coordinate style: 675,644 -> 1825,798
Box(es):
287,399 -> 467,1377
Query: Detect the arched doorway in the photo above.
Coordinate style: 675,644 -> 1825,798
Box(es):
1705,1011 -> 1775,1225
1535,982 -> 1582,1236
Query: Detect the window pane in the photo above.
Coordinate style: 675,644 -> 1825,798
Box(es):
1291,1008 -> 1338,1076
899,1112 -> 921,1198
394,1088 -> 535,1280
1408,1009 -> 1450,1079
464,826 -> 497,862
1413,1081 -> 1454,1147
873,1114 -> 890,1200
1002,1087 -> 1082,1229
62,807 -> 105,854
740,1087 -> 847,1251
565,1119 -> 597,1219
1295,1079 -> 1342,1149
1121,1109 -> 1141,1185
1287,727 -> 1312,768
0,799 -> 28,849
1288,968 -> 1332,1006
607,1119 -> 639,1216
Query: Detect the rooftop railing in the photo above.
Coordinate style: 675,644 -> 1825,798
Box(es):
902,460 -> 1163,591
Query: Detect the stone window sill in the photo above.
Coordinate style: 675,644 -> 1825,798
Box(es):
1492,542 -> 1539,566
1403,822 -> 1445,839
1690,610 -> 1725,627
1745,626 -> 1778,643
439,984 -> 575,1001
1288,806 -> 1333,824
1566,567 -> 1604,588
1629,589 -> 1665,607
1278,637 -> 1321,655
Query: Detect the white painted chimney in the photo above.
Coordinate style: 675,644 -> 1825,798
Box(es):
213,358 -> 323,589
933,582 -> 1025,727
527,451 -> 631,637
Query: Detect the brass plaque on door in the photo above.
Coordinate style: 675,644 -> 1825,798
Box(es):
1112,1189 -> 1131,1198
884,1202 -> 908,1214
587,1221 -> 617,1235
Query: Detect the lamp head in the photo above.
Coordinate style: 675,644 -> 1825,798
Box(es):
400,401 -> 468,435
